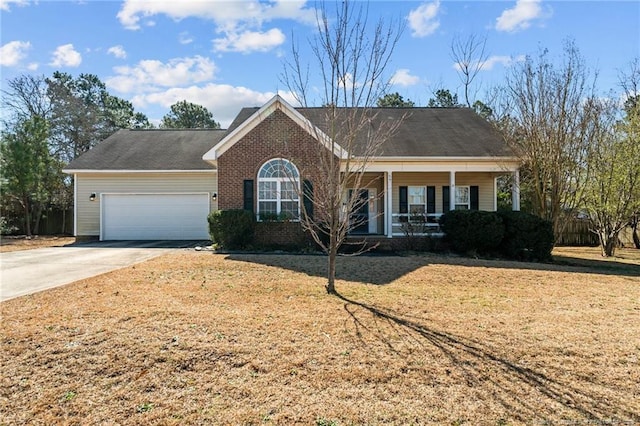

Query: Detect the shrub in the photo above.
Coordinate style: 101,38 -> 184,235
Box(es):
440,210 -> 504,254
497,210 -> 554,261
207,210 -> 256,250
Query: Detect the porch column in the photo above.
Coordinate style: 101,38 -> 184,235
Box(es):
386,171 -> 393,238
493,177 -> 498,211
449,171 -> 456,211
512,169 -> 521,211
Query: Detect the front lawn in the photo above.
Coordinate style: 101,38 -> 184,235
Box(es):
1,250 -> 638,425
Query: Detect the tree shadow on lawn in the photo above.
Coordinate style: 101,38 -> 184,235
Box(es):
337,292 -> 640,423
226,252 -> 639,287
224,253 -> 638,421
552,251 -> 640,277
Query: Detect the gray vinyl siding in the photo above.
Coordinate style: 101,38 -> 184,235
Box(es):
75,172 -> 217,236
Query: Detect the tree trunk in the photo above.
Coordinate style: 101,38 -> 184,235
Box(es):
632,221 -> 640,250
326,246 -> 337,295
61,209 -> 67,235
22,197 -> 32,237
600,231 -> 619,257
32,204 -> 43,235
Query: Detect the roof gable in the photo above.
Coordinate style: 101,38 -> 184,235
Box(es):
202,95 -> 348,163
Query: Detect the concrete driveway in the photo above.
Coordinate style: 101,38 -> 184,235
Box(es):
0,241 -> 207,302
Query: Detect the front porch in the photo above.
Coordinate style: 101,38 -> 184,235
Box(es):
348,166 -> 521,238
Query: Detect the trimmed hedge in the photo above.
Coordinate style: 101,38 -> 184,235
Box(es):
440,210 -> 554,262
207,210 -> 256,250
440,210 -> 504,254
497,210 -> 554,262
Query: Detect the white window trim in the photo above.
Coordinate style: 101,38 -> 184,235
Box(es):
257,158 -> 301,221
408,186 -> 426,221
455,185 -> 471,210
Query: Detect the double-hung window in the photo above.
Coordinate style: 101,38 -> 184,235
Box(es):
455,186 -> 470,210
257,158 -> 300,220
408,186 -> 426,222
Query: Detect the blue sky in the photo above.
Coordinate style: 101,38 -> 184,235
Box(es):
1,0 -> 639,127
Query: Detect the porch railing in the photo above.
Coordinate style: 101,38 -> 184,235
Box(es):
391,213 -> 444,237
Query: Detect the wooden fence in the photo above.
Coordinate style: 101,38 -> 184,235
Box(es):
2,208 -> 73,236
557,219 -> 599,246
557,219 -> 637,247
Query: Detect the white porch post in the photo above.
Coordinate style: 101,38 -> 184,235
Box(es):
512,169 -> 521,211
386,171 -> 393,238
449,171 -> 456,211
493,177 -> 498,211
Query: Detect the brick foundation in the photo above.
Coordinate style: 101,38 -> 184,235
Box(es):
254,221 -> 314,249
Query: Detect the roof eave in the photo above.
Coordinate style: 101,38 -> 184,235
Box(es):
63,169 -> 217,174
202,95 -> 348,163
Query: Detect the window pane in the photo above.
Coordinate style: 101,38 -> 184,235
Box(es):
259,201 -> 277,214
410,205 -> 425,214
280,181 -> 297,200
408,186 -> 425,204
281,201 -> 299,219
259,181 -> 277,200
455,186 -> 469,204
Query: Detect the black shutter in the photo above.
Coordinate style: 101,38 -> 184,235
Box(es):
426,186 -> 436,214
442,186 -> 450,213
470,186 -> 479,210
399,186 -> 408,214
303,179 -> 313,220
243,179 -> 254,212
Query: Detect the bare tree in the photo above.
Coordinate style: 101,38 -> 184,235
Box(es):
618,58 -> 640,249
450,33 -> 489,108
583,96 -> 640,256
1,74 -> 51,128
282,1 -> 403,294
497,40 -> 601,240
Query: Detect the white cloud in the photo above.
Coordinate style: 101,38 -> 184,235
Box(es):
0,0 -> 28,11
117,0 -> 315,31
213,28 -> 286,54
27,62 -> 39,71
390,69 -> 420,87
131,84 -> 295,127
179,31 -> 193,45
107,45 -> 127,59
106,55 -> 216,94
495,0 -> 544,32
407,1 -> 441,38
0,40 -> 31,67
117,0 -> 313,54
49,44 -> 82,68
453,55 -> 526,72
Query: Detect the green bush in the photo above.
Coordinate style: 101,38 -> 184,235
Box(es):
207,210 -> 256,250
440,210 -> 504,254
497,210 -> 554,261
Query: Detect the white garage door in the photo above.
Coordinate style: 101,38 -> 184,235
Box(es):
102,193 -> 210,240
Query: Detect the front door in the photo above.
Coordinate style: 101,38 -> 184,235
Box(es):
349,189 -> 369,234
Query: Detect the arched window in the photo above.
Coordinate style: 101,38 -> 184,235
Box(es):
257,158 -> 300,220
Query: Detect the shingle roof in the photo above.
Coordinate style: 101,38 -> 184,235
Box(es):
229,106 -> 512,158
64,129 -> 225,170
66,107 -> 513,171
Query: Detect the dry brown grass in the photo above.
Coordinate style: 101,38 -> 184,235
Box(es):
1,249 -> 639,425
0,235 -> 76,253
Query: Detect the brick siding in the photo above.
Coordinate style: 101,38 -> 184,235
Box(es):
217,109 -> 334,211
